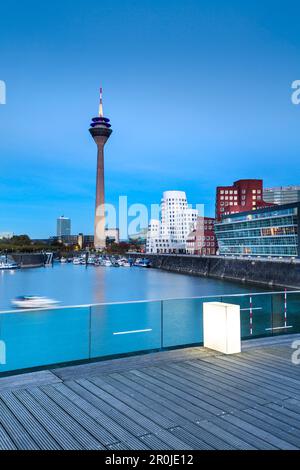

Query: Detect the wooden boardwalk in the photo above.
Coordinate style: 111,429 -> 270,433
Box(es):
0,334 -> 300,450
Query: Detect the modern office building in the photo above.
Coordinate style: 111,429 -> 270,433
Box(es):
146,191 -> 198,253
89,88 -> 112,250
56,216 -> 71,237
263,186 -> 300,205
186,217 -> 218,255
215,202 -> 300,258
216,179 -> 272,221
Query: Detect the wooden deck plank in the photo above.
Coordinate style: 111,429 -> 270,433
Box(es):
216,354 -> 300,387
196,419 -> 261,450
231,408 -> 300,448
120,370 -> 215,422
192,357 -> 299,400
50,382 -> 151,450
68,379 -> 153,436
0,391 -> 61,450
144,366 -> 250,411
52,347 -> 216,381
168,361 -> 277,405
129,368 -> 226,416
14,389 -> 83,450
27,387 -> 106,450
0,335 -> 300,450
96,373 -> 190,427
221,414 -> 298,450
41,385 -> 121,447
91,374 -> 234,449
0,422 -> 17,450
0,370 -> 61,393
89,375 -> 177,429
0,398 -> 38,450
162,362 -> 271,406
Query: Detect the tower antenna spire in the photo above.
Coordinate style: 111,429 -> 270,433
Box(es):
99,87 -> 104,117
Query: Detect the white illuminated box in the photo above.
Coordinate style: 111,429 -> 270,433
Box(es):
203,302 -> 241,354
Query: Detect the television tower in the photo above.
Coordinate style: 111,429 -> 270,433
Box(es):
89,88 -> 112,250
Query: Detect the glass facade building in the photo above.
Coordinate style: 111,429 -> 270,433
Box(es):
215,203 -> 300,257
263,186 -> 300,205
56,216 -> 71,237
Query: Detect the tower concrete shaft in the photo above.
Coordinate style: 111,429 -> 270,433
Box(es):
89,89 -> 112,250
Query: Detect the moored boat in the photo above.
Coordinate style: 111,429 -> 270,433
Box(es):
0,261 -> 20,270
134,258 -> 151,268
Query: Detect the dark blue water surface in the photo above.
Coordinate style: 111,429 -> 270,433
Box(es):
0,263 -> 269,311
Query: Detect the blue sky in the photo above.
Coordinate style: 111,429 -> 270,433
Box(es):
0,0 -> 300,237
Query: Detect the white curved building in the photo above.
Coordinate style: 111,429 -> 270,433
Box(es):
146,191 -> 198,253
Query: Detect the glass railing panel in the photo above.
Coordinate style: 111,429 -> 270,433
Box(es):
220,295 -> 252,339
162,297 -> 220,348
221,294 -> 273,338
272,291 -> 300,336
90,300 -> 162,358
0,306 -> 90,374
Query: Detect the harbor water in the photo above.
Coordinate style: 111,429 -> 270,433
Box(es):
0,262 -> 267,311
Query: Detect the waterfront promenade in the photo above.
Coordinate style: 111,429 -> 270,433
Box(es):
0,334 -> 299,450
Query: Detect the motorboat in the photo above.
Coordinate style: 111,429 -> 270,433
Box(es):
0,261 -> 20,270
103,259 -> 112,267
73,257 -> 81,265
118,258 -> 131,267
60,257 -> 67,263
11,296 -> 60,309
134,258 -> 151,268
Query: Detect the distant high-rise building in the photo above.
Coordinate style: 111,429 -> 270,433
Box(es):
57,216 -> 71,237
89,88 -> 113,250
216,179 -> 273,221
263,186 -> 300,205
146,191 -> 198,254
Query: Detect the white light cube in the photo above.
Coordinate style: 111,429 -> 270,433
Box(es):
203,302 -> 241,354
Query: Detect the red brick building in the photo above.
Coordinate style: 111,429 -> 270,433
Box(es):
186,217 -> 218,255
216,179 -> 273,221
